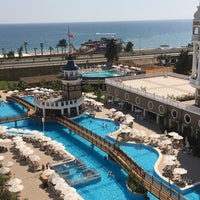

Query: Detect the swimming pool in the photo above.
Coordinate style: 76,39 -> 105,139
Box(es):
1,102 -> 200,199
0,101 -> 26,118
74,114 -> 119,137
81,71 -> 126,79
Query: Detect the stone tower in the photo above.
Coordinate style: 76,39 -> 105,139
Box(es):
190,2 -> 200,106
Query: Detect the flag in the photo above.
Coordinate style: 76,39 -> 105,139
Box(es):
68,33 -> 74,39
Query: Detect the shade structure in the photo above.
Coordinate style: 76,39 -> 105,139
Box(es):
168,132 -> 179,137
0,155 -> 5,161
173,135 -> 183,140
150,134 -> 161,139
29,154 -> 41,162
50,176 -> 65,185
8,184 -> 24,193
161,139 -> 172,145
173,167 -> 187,175
0,167 -> 10,175
43,169 -> 55,176
0,138 -> 12,143
109,108 -> 116,113
163,159 -> 176,166
163,155 -> 176,162
3,161 -> 14,167
7,178 -> 22,185
115,111 -> 124,117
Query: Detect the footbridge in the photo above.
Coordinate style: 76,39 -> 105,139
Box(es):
6,95 -> 35,116
0,95 -> 35,124
57,116 -> 186,200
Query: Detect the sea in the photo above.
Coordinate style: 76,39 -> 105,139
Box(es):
0,19 -> 193,54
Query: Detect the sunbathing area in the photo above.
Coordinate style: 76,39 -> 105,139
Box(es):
0,128 -> 83,200
122,75 -> 195,98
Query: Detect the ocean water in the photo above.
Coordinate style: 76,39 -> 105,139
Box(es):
0,19 -> 192,54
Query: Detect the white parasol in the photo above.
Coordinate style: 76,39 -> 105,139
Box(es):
50,176 -> 65,185
168,132 -> 179,137
109,108 -> 116,113
43,169 -> 55,176
161,139 -> 172,145
0,167 -> 10,174
115,111 -> 124,117
8,184 -> 24,193
163,159 -> 176,166
7,178 -> 22,185
0,138 -> 12,143
0,155 -> 5,161
173,167 -> 187,175
29,154 -> 41,162
3,161 -> 14,167
163,155 -> 176,162
173,135 -> 183,140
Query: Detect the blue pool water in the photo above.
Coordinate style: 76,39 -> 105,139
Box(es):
1,100 -> 200,199
52,160 -> 101,187
0,101 -> 26,117
22,95 -> 34,104
81,71 -> 126,78
74,114 -> 119,137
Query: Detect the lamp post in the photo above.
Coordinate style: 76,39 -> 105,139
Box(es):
42,117 -> 45,133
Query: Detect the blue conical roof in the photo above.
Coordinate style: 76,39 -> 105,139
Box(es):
63,54 -> 78,71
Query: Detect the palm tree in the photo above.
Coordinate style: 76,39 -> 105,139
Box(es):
40,42 -> 44,56
18,46 -> 23,58
49,46 -> 54,56
55,45 -> 59,54
34,48 -> 37,56
57,39 -> 67,56
2,48 -> 7,58
23,42 -> 29,54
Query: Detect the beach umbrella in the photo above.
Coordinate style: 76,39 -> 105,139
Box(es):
3,161 -> 14,167
109,108 -> 116,113
21,149 -> 34,157
0,155 -> 5,161
51,176 -> 65,185
168,132 -> 179,137
0,167 -> 10,175
8,184 -> 24,193
115,111 -> 124,117
173,167 -> 187,175
163,155 -> 176,162
173,135 -> 183,140
0,138 -> 12,143
161,139 -> 172,145
163,159 -> 176,166
150,134 -> 161,139
29,154 -> 41,162
7,178 -> 22,185
43,169 -> 55,176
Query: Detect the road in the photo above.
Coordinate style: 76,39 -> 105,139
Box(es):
0,48 -> 191,69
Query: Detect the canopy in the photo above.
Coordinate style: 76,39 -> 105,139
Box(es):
8,184 -> 24,193
173,167 -> 187,175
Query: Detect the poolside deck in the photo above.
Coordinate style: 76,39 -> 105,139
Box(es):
95,105 -> 200,188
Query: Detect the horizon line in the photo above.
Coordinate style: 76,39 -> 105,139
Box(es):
0,18 -> 192,25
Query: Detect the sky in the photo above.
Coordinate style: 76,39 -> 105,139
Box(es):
0,0 -> 199,24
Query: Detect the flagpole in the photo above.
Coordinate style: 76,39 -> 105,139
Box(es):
68,25 -> 71,54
